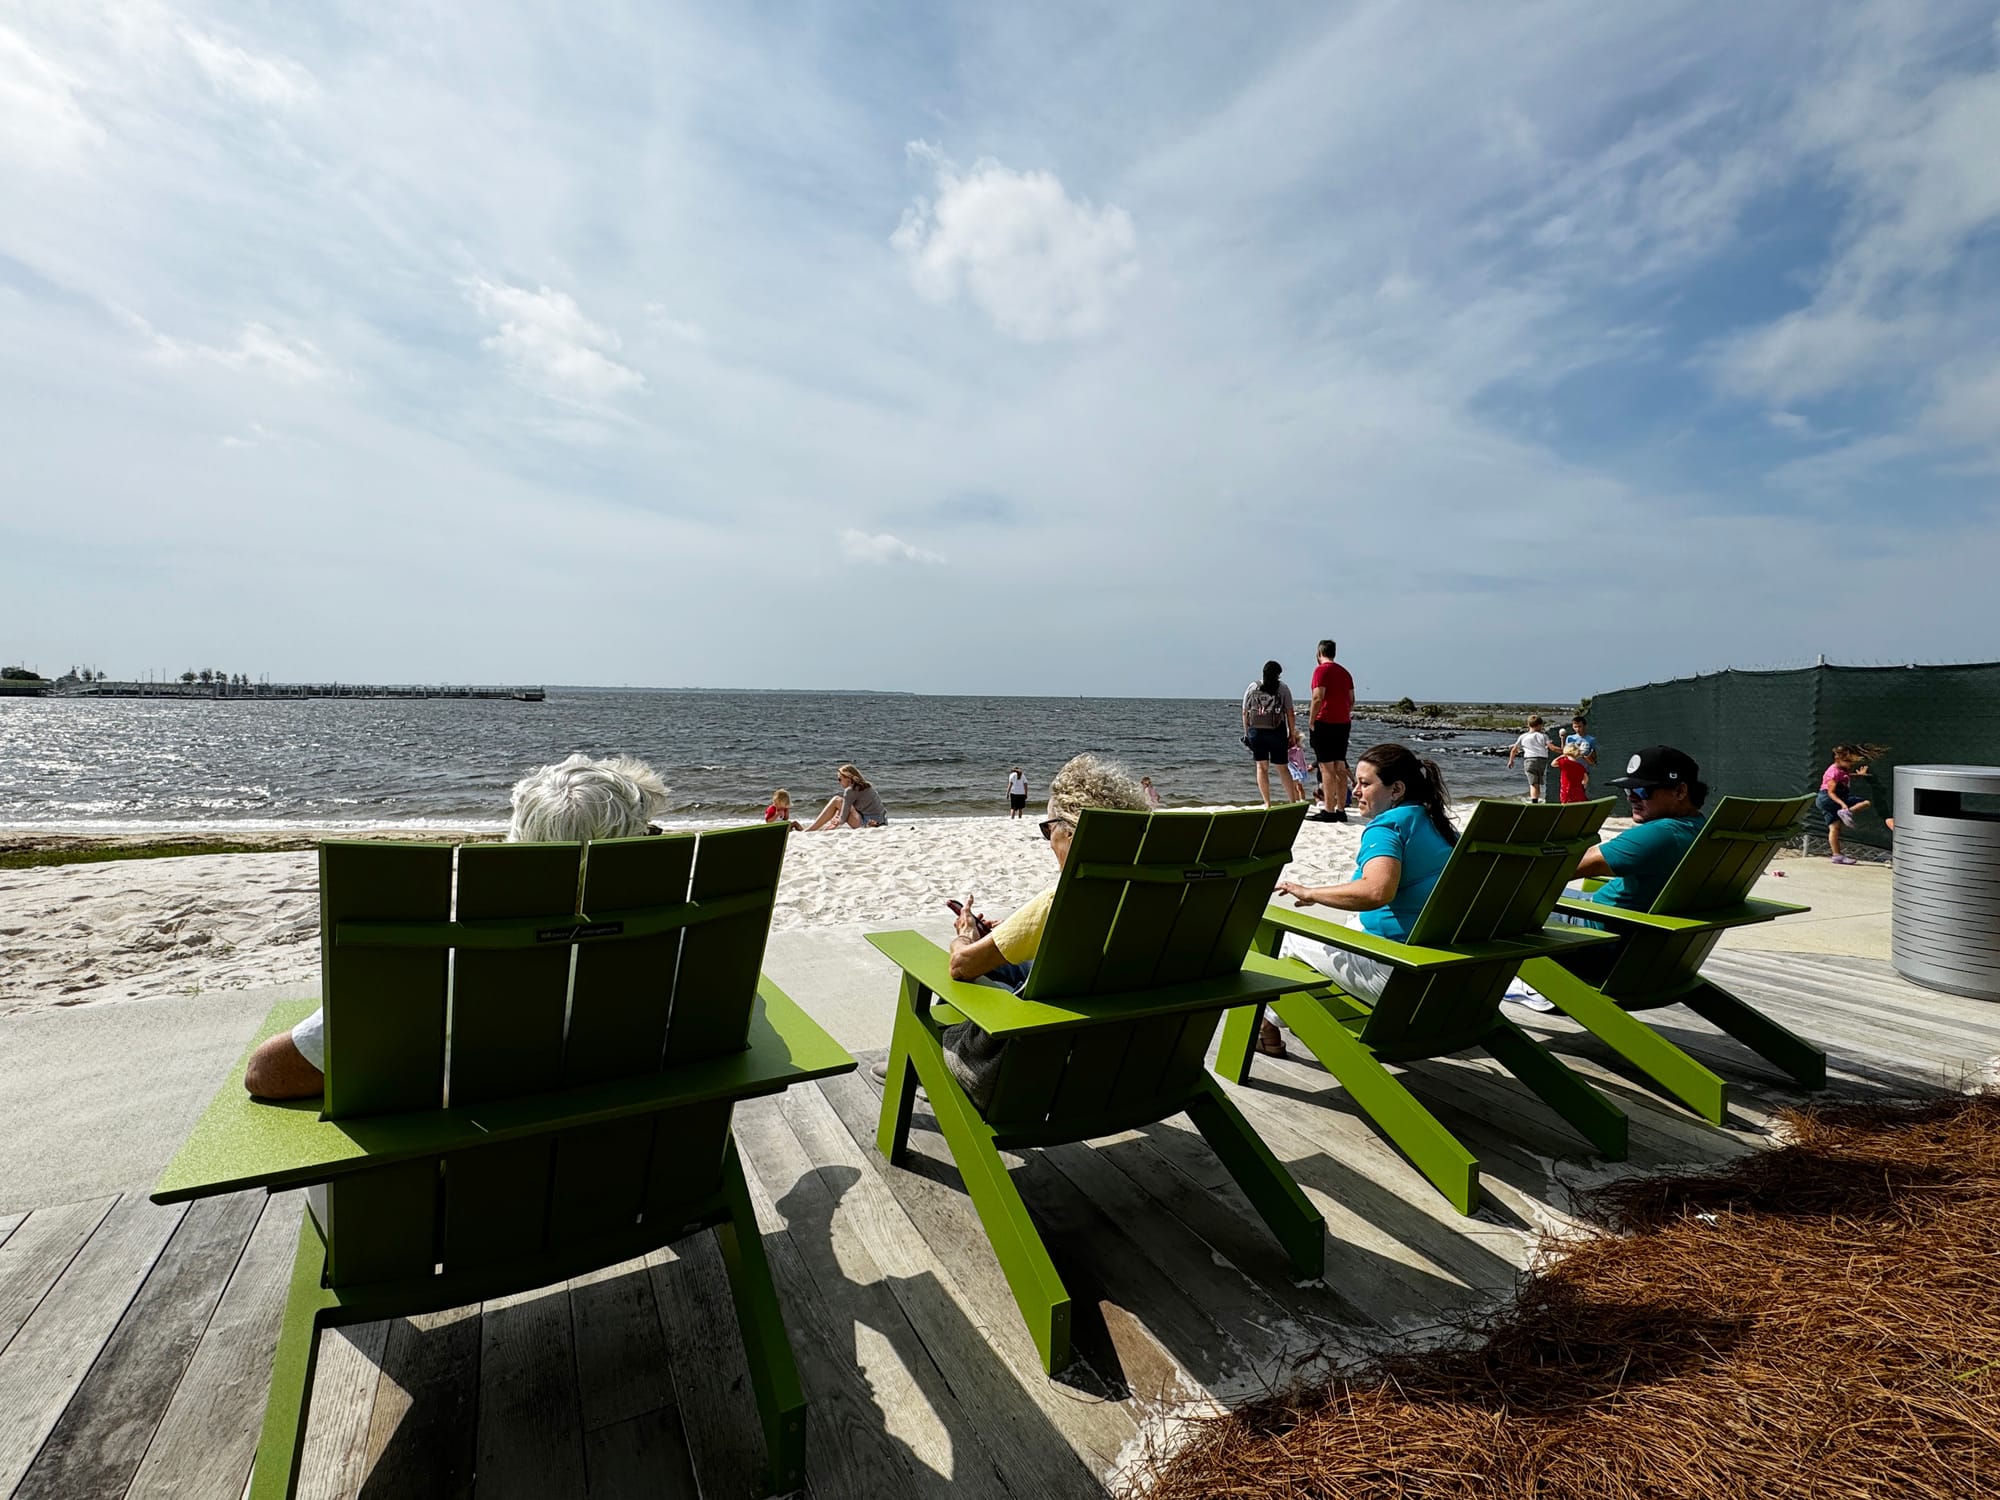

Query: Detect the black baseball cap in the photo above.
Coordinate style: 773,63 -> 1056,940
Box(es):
1609,745 -> 1700,789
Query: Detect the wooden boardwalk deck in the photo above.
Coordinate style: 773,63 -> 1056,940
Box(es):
3,950 -> 1995,1499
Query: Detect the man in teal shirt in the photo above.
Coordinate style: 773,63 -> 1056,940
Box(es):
1575,744 -> 1707,910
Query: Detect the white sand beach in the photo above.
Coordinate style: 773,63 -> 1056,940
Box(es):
0,811 -> 1418,1016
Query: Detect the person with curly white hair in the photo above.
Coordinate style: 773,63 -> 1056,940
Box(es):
880,752 -> 1151,1108
242,752 -> 672,1100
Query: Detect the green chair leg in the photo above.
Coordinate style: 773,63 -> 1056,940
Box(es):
1214,1002 -> 1263,1086
1520,957 -> 1730,1125
713,1138 -> 808,1495
1483,1019 -> 1629,1161
1274,993 -> 1481,1215
1682,979 -> 1827,1090
1185,1078 -> 1324,1275
874,988 -> 927,1166
250,1207 -> 339,1500
901,1026 -> 1074,1375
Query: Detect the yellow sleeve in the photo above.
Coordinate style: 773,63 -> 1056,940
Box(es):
990,888 -> 1056,965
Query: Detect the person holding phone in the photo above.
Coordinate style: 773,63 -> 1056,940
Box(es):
873,754 -> 1151,1107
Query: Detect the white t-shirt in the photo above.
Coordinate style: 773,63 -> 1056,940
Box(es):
1008,772 -> 1027,796
1515,731 -> 1552,759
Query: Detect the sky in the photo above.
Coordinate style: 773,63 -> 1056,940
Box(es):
3,1 -> 1998,701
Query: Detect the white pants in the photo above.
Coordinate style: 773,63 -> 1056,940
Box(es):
1277,910 -> 1392,1004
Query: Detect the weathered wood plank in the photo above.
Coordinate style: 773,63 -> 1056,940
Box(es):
0,1197 -> 116,1359
736,1095 -> 1022,1500
581,1405 -> 701,1499
814,1069 -> 1144,1475
568,1256 -> 671,1435
731,1117 -> 929,1500
1140,1096 -> 1476,1331
0,1192 -> 185,1497
127,1195 -> 307,1500
1038,1134 -> 1325,1392
15,1189 -> 263,1500
648,1233 -> 766,1500
776,1081 -> 1118,1499
294,1320 -> 391,1500
0,1213 -> 25,1251
1087,1128 -> 1366,1349
1220,1069 -> 1530,1294
477,1284 -> 588,1500
359,1307 -> 479,1500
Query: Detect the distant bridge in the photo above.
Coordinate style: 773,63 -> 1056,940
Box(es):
53,682 -> 546,701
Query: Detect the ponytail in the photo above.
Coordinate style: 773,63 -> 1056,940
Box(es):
1358,742 -> 1459,846
1260,660 -> 1283,696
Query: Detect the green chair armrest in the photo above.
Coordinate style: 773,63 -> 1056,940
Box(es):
152,977 -> 855,1205
1260,905 -> 1617,969
863,930 -> 1319,1038
1551,896 -> 1810,934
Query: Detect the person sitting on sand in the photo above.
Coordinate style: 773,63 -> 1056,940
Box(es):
242,752 -> 671,1100
800,763 -> 889,830
1263,743 -> 1459,1053
764,788 -> 801,830
888,753 -> 1149,1109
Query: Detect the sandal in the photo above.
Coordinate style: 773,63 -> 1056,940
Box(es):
1256,1019 -> 1287,1058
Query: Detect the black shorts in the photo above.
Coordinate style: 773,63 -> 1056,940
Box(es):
1309,721 -> 1351,764
1245,726 -> 1288,762
1009,792 -> 1028,810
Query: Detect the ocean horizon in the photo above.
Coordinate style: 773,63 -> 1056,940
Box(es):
0,688 -> 1541,832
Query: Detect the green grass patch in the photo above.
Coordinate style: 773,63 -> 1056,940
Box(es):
0,841 -> 316,871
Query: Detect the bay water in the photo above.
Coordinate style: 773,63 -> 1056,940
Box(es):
0,691 -> 1530,831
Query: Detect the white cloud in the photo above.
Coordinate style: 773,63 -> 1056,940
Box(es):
466,279 -> 645,401
0,23 -> 102,167
179,28 -> 312,108
840,529 -> 944,566
891,142 -> 1137,342
151,320 -> 334,385
642,302 -> 707,344
1710,20 -> 2000,408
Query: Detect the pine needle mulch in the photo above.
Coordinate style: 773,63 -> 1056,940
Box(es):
1137,1094 -> 2000,1500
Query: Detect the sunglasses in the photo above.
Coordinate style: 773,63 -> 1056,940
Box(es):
1624,785 -> 1657,800
1038,816 -> 1072,841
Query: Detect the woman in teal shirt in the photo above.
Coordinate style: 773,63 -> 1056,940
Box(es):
1259,743 -> 1459,1051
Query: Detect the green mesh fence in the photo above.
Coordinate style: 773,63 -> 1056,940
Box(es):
1587,662 -> 2000,849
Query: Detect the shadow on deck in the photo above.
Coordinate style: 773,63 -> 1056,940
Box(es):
1,951 -> 1993,1498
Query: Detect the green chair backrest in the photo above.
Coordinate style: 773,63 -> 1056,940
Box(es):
1646,794 -> 1812,915
312,823 -> 786,1288
984,804 -> 1305,1133
1354,798 -> 1613,1058
1021,804 -> 1306,1000
1596,795 -> 1810,1001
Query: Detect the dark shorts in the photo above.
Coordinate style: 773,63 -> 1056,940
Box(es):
1009,793 -> 1027,810
1245,726 -> 1288,762
1815,791 -> 1844,822
1309,721 -> 1351,764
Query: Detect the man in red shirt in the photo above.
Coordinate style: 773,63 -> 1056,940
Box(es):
1307,638 -> 1355,823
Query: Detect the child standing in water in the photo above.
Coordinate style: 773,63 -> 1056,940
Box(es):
1818,744 -> 1880,865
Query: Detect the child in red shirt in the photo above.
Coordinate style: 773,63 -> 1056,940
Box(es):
1553,750 -> 1591,804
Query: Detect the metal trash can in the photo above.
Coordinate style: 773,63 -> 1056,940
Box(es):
1892,765 -> 2000,1001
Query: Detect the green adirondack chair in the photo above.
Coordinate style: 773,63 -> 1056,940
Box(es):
150,824 -> 854,1499
1215,799 -> 1623,1216
868,803 -> 1325,1376
1515,794 -> 1822,1123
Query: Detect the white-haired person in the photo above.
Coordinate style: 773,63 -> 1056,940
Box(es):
800,762 -> 890,830
241,752 -> 672,1100
880,753 -> 1150,1109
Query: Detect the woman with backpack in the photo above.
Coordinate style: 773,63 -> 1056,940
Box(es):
1240,660 -> 1304,807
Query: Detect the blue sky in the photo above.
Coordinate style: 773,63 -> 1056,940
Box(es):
3,1 -> 1996,700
